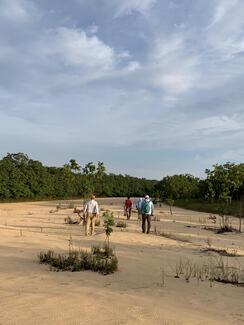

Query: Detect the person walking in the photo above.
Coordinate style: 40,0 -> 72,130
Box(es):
136,197 -> 143,221
83,194 -> 99,236
124,196 -> 132,220
141,195 -> 154,234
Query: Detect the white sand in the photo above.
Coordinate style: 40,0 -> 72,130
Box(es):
0,198 -> 244,325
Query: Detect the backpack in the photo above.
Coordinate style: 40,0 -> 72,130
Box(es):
142,200 -> 150,214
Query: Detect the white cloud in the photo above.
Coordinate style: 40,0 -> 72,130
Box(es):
114,0 -> 157,17
193,115 -> 244,135
86,24 -> 99,35
210,0 -> 239,27
150,36 -> 199,95
39,27 -> 116,70
76,0 -> 157,17
0,0 -> 35,22
207,0 -> 244,58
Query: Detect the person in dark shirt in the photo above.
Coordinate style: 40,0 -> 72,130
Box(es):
124,196 -> 132,220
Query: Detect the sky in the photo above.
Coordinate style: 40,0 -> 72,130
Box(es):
0,0 -> 244,179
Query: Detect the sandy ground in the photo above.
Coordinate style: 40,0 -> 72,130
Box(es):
0,198 -> 244,325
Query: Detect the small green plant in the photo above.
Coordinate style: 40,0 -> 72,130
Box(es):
116,221 -> 127,228
103,210 -> 115,249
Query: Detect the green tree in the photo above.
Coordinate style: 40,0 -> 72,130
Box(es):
83,162 -> 96,175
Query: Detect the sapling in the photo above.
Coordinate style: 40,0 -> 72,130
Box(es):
161,268 -> 165,287
68,234 -> 73,253
103,211 -> 115,253
217,194 -> 233,232
166,198 -> 174,216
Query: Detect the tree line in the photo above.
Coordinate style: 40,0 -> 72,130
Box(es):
155,162 -> 244,206
0,153 -> 243,207
0,153 -> 156,201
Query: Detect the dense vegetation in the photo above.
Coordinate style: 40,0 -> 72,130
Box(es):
155,162 -> 244,216
0,153 -> 156,201
0,153 -> 243,216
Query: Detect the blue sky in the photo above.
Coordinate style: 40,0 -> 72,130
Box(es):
0,0 -> 244,179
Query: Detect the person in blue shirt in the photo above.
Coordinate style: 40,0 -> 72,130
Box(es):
141,195 -> 154,234
136,197 -> 143,221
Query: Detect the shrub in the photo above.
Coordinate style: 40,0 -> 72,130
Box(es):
64,216 -> 79,224
38,246 -> 118,275
116,221 -> 127,228
217,215 -> 233,233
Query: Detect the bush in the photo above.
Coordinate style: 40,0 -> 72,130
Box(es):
116,221 -> 127,228
38,246 -> 118,275
64,216 -> 79,224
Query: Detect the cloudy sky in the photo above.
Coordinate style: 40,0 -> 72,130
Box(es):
0,0 -> 244,179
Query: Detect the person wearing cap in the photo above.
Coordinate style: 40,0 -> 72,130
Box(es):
141,195 -> 154,234
83,194 -> 99,236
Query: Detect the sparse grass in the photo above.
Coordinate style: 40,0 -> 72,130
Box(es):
64,216 -> 79,224
152,216 -> 160,221
174,259 -> 184,278
57,202 -> 75,210
160,232 -> 192,243
49,205 -> 60,213
217,215 -> 233,233
202,247 -> 239,257
174,199 -> 240,217
67,202 -> 75,209
116,221 -> 127,228
91,244 -> 114,258
38,245 -> 118,275
173,256 -> 244,286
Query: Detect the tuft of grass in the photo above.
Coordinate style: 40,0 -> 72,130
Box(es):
173,256 -> 244,286
116,221 -> 127,228
67,202 -> 75,209
38,246 -> 118,275
64,216 -> 79,224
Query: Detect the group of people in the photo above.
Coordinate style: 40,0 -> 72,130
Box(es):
83,194 -> 154,236
124,195 -> 154,234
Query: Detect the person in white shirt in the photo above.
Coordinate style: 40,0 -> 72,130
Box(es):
83,194 -> 99,236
